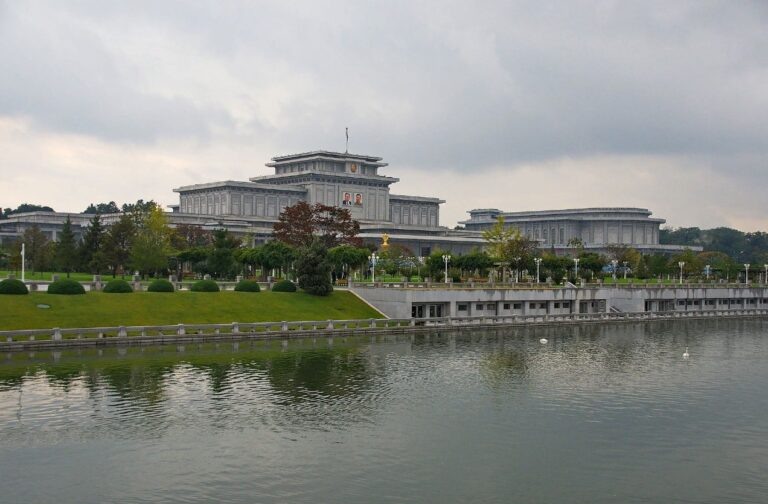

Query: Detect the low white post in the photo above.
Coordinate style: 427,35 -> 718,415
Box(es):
118,326 -> 127,338
281,321 -> 288,331
177,324 -> 186,336
232,322 -> 239,333
52,327 -> 62,341
326,320 -> 334,330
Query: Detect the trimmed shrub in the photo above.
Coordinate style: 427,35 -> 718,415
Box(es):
0,278 -> 29,295
191,279 -> 220,292
103,279 -> 133,294
147,279 -> 175,293
48,279 -> 86,295
234,280 -> 261,292
271,279 -> 297,292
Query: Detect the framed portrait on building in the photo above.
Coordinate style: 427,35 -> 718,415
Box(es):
342,192 -> 352,206
354,193 -> 363,206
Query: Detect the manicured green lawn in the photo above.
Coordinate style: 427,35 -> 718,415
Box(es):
0,291 -> 383,331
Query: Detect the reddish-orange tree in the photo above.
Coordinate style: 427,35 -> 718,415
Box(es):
273,201 -> 362,248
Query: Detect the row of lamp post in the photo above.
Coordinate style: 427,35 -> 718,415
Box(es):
366,253 -> 768,286
368,252 -> 453,284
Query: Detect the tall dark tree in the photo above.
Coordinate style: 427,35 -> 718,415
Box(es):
55,216 -> 79,277
296,239 -> 333,296
206,228 -> 241,279
274,201 -> 361,248
80,214 -> 107,274
103,214 -> 136,277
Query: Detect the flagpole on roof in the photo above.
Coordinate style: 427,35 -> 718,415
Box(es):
345,127 -> 349,153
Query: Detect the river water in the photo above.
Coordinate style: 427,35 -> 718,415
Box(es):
1,319 -> 767,503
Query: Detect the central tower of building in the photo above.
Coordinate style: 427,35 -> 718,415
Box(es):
250,151 -> 398,223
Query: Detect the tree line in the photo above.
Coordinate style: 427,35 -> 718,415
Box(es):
4,202 -> 767,291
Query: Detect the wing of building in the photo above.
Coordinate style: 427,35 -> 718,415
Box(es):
0,149 -> 698,255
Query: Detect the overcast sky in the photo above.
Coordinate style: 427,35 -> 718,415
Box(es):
2,0 -> 767,230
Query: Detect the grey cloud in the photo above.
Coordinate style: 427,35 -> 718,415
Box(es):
1,0 -> 767,171
0,2 -> 233,143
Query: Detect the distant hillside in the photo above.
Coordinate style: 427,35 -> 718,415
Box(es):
660,227 -> 768,263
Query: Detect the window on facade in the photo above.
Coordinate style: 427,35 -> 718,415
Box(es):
476,304 -> 483,311
559,228 -> 565,244
543,229 -> 548,242
529,302 -> 537,309
513,303 -> 522,310
539,303 -> 546,309
554,302 -> 560,309
503,303 -> 511,310
458,304 -> 468,312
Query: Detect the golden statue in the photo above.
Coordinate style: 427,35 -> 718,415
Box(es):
381,233 -> 390,250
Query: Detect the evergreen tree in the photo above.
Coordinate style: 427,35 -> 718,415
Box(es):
55,216 -> 78,278
103,214 -> 136,277
80,214 -> 106,274
296,240 -> 333,296
206,228 -> 241,279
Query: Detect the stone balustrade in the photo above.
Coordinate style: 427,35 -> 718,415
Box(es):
2,309 -> 767,350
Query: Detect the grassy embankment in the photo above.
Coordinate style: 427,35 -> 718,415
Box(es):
0,291 -> 383,331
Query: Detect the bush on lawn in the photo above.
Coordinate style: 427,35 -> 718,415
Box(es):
234,280 -> 261,292
103,279 -> 133,293
271,279 -> 297,292
48,278 -> 86,295
191,279 -> 220,292
0,278 -> 29,295
147,279 -> 175,292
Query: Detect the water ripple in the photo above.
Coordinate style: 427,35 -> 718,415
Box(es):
1,320 -> 768,503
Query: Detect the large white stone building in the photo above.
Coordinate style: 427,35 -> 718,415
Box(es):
171,150 -> 481,255
460,207 -> 689,253
0,149 -> 697,255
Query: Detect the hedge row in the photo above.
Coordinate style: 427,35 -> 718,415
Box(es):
103,279 -> 133,293
48,279 -> 86,295
0,278 -> 28,295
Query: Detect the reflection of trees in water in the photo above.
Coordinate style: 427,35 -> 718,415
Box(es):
0,341 -> 374,406
266,349 -> 373,402
85,363 -> 171,406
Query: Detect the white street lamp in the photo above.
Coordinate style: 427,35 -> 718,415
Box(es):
573,257 -> 580,280
534,257 -> 542,284
369,253 -> 379,283
764,264 -> 768,285
744,263 -> 750,285
611,259 -> 618,281
442,254 -> 451,283
623,261 -> 628,280
678,261 -> 685,285
705,264 -> 711,281
21,242 -> 25,283
514,257 -> 521,283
